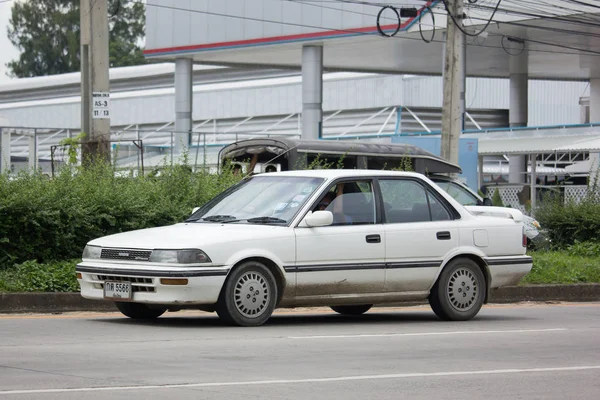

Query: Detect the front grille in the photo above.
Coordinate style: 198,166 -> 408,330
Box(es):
101,248 -> 152,261
97,275 -> 152,284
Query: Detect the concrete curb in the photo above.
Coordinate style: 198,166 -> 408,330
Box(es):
1,284 -> 600,314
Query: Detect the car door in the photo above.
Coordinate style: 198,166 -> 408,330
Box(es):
378,178 -> 460,293
294,179 -> 385,298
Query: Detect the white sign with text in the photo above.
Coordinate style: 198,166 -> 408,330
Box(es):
92,92 -> 110,119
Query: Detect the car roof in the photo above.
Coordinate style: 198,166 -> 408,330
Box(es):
251,169 -> 426,179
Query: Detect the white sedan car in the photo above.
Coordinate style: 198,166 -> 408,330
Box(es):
77,170 -> 532,326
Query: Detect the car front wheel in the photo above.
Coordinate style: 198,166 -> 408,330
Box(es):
115,302 -> 166,319
429,258 -> 485,321
330,304 -> 373,315
217,261 -> 278,327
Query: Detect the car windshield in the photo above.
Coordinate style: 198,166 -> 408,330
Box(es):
188,175 -> 325,225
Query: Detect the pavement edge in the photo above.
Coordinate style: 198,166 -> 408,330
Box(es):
1,284 -> 600,314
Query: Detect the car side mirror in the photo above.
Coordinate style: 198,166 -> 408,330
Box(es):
192,207 -> 200,214
304,211 -> 333,227
482,198 -> 493,207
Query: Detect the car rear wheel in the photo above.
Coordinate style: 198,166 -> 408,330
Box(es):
330,304 -> 373,315
217,261 -> 278,327
115,302 -> 166,319
428,258 -> 485,321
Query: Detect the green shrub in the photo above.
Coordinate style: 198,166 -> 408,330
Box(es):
491,188 -> 504,207
0,161 -> 240,267
523,250 -> 600,284
0,260 -> 79,292
535,194 -> 600,249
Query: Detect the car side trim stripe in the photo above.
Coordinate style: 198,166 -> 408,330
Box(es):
484,257 -> 533,266
284,261 -> 441,273
386,261 -> 441,269
76,266 -> 229,277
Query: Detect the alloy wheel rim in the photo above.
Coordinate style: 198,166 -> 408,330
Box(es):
447,267 -> 479,311
234,271 -> 270,318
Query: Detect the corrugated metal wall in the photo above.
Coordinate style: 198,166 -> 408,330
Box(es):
529,80 -> 588,126
0,73 -> 586,130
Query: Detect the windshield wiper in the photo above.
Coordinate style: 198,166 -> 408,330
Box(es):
200,215 -> 237,222
245,216 -> 287,224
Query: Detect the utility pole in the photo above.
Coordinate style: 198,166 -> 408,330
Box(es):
441,0 -> 464,168
80,0 -> 111,164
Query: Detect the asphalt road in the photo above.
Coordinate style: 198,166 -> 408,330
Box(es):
0,303 -> 599,399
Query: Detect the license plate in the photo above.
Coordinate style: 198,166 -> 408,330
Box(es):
104,281 -> 132,300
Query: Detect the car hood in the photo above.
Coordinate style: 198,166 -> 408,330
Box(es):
87,222 -> 287,249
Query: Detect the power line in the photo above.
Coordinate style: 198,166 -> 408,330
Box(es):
284,0 -> 600,38
291,0 -> 600,51
441,0 -> 503,37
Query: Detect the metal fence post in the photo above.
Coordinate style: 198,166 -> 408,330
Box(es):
136,125 -> 140,174
28,129 -> 38,171
203,133 -> 207,173
1,128 -> 10,175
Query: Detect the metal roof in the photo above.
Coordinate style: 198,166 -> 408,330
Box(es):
145,0 -> 600,80
464,125 -> 600,155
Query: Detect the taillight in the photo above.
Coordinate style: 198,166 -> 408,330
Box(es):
522,226 -> 527,247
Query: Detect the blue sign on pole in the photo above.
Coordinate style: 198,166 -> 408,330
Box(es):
391,136 -> 479,191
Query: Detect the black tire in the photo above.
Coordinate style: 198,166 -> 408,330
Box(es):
428,258 -> 486,321
115,302 -> 166,319
330,304 -> 373,315
216,261 -> 278,327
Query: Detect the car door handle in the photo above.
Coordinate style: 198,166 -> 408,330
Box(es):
436,231 -> 451,240
366,234 -> 381,243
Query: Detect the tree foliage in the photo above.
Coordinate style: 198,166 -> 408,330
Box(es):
6,0 -> 146,78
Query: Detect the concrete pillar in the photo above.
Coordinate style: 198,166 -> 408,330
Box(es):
175,58 -> 193,153
509,73 -> 528,128
509,44 -> 528,127
590,78 -> 600,122
1,128 -> 10,174
508,154 -> 526,184
81,0 -> 111,163
508,46 -> 528,183
301,45 -> 323,140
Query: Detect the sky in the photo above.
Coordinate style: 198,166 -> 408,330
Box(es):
0,0 -> 20,84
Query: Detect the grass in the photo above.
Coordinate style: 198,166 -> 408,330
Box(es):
522,251 -> 600,285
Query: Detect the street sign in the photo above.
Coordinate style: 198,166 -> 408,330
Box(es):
92,92 -> 110,119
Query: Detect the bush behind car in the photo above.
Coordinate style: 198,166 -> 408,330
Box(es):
0,162 -> 240,267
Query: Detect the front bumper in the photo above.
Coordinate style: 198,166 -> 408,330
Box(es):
76,262 -> 230,305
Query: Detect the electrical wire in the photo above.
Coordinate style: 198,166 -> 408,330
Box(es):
418,6 -> 436,43
467,1 -> 600,28
441,0 -> 503,37
289,0 -> 600,52
376,6 -> 401,37
500,35 -> 525,56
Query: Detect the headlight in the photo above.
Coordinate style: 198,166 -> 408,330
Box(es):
149,249 -> 211,264
82,245 -> 101,259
